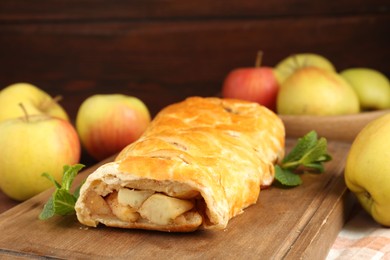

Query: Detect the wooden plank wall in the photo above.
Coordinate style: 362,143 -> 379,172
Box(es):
0,1 -> 389,119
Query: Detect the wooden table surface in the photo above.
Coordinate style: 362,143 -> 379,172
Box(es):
0,140 -> 354,259
0,191 -> 19,214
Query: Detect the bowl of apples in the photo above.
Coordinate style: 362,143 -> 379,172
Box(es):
222,52 -> 390,142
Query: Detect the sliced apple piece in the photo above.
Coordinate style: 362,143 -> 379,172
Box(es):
106,192 -> 139,222
138,194 -> 194,225
117,188 -> 154,209
86,190 -> 112,216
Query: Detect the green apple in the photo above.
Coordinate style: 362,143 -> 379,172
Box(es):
344,113 -> 390,226
275,53 -> 336,84
76,94 -> 151,161
277,67 -> 360,115
0,82 -> 69,122
0,113 -> 81,201
340,68 -> 390,110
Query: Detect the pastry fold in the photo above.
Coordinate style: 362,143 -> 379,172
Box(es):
75,97 -> 285,232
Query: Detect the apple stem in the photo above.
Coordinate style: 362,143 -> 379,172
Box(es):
291,54 -> 300,69
19,103 -> 29,122
255,51 -> 263,68
42,95 -> 63,111
53,95 -> 63,104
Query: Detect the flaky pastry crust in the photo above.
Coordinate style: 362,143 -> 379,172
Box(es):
75,97 -> 285,232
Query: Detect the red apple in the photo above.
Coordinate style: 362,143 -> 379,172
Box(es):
221,51 -> 280,111
76,94 -> 151,161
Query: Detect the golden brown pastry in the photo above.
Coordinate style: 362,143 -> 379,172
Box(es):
75,97 -> 285,232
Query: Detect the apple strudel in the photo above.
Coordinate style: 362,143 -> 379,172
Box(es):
75,97 -> 285,232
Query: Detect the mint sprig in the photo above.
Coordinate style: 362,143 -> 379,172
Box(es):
274,131 -> 332,187
39,164 -> 85,220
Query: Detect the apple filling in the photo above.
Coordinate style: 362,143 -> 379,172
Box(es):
102,188 -> 197,226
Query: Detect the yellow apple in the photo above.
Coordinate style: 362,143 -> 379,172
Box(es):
344,113 -> 390,226
76,94 -> 151,161
0,113 -> 81,201
340,68 -> 390,110
277,67 -> 360,115
275,53 -> 336,84
0,82 -> 69,123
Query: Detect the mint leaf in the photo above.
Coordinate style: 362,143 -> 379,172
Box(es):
302,163 -> 324,173
39,164 -> 85,220
299,137 -> 329,167
41,172 -> 61,189
62,164 -> 84,191
282,130 -> 318,166
274,165 -> 302,187
53,189 -> 77,215
274,131 -> 332,187
73,179 -> 85,200
39,196 -> 55,220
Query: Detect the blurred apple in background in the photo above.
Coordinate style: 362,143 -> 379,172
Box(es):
221,51 -> 280,111
275,53 -> 336,84
340,68 -> 390,110
0,82 -> 69,123
76,94 -> 151,161
277,67 -> 360,115
0,107 -> 80,201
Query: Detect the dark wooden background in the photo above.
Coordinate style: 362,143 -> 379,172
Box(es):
1,1 -> 389,119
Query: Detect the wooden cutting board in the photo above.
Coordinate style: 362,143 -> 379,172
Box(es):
0,140 -> 354,259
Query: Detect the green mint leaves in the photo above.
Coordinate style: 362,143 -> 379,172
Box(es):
274,131 -> 332,187
39,164 -> 85,220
